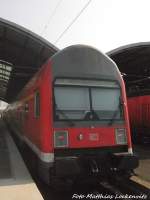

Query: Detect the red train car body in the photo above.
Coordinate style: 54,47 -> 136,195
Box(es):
4,45 -> 138,186
128,95 -> 150,143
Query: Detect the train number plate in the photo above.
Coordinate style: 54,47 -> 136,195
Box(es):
89,133 -> 99,141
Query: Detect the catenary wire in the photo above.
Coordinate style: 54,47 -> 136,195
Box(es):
41,0 -> 63,36
54,0 -> 92,45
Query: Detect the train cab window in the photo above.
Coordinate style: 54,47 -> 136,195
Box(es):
34,91 -> 40,118
54,79 -> 123,122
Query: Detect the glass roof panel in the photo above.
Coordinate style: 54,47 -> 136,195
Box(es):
0,60 -> 13,99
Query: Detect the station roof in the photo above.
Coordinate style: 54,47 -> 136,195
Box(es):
0,18 -> 58,103
1,16 -> 149,102
107,42 -> 150,96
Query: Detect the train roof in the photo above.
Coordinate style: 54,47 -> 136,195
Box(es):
51,45 -> 121,81
127,89 -> 150,97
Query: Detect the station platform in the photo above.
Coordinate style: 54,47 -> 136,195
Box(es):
0,120 -> 43,200
134,145 -> 150,183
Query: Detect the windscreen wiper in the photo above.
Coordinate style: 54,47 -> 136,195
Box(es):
55,104 -> 75,127
108,98 -> 123,126
84,110 -> 100,120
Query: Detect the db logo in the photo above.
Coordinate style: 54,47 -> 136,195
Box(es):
77,133 -> 84,141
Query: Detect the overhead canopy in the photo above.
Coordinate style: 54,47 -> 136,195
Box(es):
107,42 -> 150,96
1,17 -> 149,101
0,18 -> 58,103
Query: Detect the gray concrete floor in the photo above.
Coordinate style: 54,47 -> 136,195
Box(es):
134,145 -> 150,182
0,120 -> 43,200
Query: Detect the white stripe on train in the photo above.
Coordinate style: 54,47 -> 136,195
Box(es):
23,136 -> 54,163
10,124 -> 54,163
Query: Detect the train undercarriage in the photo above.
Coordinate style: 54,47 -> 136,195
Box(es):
47,149 -> 139,190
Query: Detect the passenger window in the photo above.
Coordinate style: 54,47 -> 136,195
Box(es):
25,103 -> 29,113
34,91 -> 40,118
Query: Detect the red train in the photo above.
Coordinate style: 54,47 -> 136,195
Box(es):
128,94 -> 150,143
3,45 -> 138,187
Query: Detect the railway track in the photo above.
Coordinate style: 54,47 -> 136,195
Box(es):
93,175 -> 150,200
65,175 -> 150,200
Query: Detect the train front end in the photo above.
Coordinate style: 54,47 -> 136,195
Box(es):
50,45 -> 138,184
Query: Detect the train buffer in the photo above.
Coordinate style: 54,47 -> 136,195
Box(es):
0,120 -> 43,200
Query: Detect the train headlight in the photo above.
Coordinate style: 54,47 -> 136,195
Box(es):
54,131 -> 68,148
115,128 -> 127,144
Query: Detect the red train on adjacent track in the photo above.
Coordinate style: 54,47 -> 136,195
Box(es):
128,93 -> 150,143
3,45 -> 138,187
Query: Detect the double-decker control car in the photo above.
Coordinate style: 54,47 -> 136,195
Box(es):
4,45 -> 138,187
